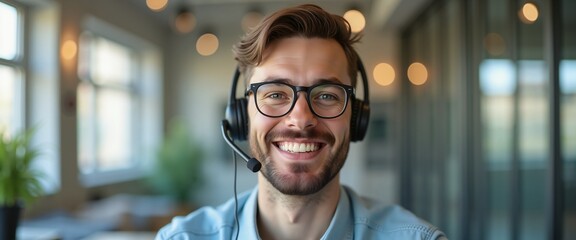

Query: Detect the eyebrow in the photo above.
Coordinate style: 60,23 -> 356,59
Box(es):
317,78 -> 344,84
261,77 -> 290,84
259,77 -> 345,85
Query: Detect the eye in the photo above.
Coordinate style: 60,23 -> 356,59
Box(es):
270,93 -> 283,99
317,93 -> 338,101
264,92 -> 288,99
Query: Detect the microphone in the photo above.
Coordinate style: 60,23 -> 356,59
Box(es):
221,120 -> 262,172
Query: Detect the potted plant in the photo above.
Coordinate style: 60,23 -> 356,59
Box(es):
148,119 -> 204,208
0,128 -> 43,240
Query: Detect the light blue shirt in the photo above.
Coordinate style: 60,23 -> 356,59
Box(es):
156,186 -> 447,239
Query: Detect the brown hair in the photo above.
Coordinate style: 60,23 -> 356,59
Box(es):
233,4 -> 362,85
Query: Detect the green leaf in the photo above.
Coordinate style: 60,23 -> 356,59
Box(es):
0,127 -> 44,206
147,118 -> 204,204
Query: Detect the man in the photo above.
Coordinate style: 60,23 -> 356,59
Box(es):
156,4 -> 446,240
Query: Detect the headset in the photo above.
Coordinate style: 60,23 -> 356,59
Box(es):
221,56 -> 371,172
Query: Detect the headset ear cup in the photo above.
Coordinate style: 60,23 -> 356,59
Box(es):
236,98 -> 249,141
359,101 -> 370,141
225,100 -> 238,140
225,98 -> 248,141
350,99 -> 370,142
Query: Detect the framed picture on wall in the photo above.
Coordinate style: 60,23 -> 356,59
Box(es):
365,101 -> 398,170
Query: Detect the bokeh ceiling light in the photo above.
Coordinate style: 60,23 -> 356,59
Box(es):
174,7 -> 196,34
61,39 -> 77,60
242,10 -> 263,32
519,2 -> 539,24
484,32 -> 506,56
373,63 -> 395,86
343,9 -> 366,33
146,0 -> 168,12
407,62 -> 428,86
196,33 -> 219,56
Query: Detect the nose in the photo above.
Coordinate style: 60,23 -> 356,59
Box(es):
285,92 -> 317,130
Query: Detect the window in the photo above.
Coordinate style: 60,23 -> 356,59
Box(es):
1,0 -> 60,194
78,34 -> 137,173
77,17 -> 162,186
0,0 -> 23,134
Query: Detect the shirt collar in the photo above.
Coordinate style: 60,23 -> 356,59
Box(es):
238,186 -> 354,240
321,186 -> 354,239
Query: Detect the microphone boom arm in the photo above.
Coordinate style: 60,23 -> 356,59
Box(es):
221,120 -> 262,172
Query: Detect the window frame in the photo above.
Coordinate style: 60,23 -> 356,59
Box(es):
77,16 -> 162,187
0,0 -> 25,134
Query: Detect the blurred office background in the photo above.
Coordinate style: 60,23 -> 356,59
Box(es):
0,0 -> 573,239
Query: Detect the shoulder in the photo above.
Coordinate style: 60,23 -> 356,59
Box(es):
343,187 -> 447,240
155,206 -> 232,240
155,190 -> 253,240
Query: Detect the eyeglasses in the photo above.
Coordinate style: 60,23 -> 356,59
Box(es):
246,81 -> 354,119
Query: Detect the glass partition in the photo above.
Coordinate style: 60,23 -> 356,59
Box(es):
400,0 -> 570,239
561,0 -> 576,238
517,1 -> 548,238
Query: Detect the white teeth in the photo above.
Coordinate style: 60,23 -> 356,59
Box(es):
278,142 -> 319,153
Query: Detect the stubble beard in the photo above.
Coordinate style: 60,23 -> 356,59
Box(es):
250,128 -> 349,196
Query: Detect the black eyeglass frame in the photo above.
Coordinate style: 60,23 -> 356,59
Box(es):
246,81 -> 355,119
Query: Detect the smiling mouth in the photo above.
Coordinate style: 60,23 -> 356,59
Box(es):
276,142 -> 322,153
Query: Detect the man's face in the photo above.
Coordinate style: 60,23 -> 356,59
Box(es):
247,37 -> 352,196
